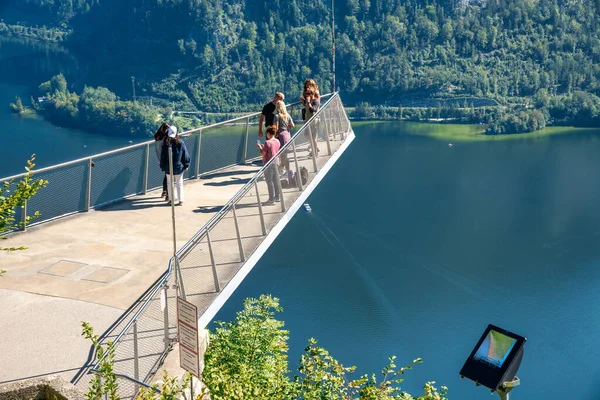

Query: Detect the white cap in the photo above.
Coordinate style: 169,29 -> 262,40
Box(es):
167,126 -> 178,138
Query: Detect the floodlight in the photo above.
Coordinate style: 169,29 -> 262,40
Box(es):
460,324 -> 526,400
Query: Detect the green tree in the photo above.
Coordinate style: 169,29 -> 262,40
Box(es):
81,322 -> 119,400
1,156 -> 48,252
203,295 -> 449,400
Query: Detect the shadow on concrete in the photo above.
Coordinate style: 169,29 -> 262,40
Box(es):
94,168 -> 133,207
204,177 -> 251,187
201,169 -> 258,180
96,197 -> 168,212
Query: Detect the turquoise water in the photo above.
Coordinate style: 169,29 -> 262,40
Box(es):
214,121 -> 600,399
0,37 -> 141,177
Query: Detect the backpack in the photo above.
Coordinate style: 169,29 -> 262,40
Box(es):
285,166 -> 309,188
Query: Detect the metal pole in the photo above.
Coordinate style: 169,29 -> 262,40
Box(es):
291,141 -> 303,191
168,144 -> 186,300
131,76 -> 136,102
206,230 -> 220,292
133,322 -> 139,381
323,110 -> 332,156
332,0 -> 335,93
21,200 -> 27,231
190,376 -> 194,400
175,256 -> 186,300
163,284 -> 170,351
143,143 -> 149,195
275,163 -> 286,212
86,159 -> 93,211
242,117 -> 250,164
231,204 -> 245,262
310,123 -> 319,173
195,132 -> 202,179
254,180 -> 267,235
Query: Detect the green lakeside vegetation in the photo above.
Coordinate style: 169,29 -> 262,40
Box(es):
352,120 -> 600,142
1,0 -> 600,137
83,295 -> 449,400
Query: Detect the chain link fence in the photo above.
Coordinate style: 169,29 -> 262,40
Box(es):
70,93 -> 353,399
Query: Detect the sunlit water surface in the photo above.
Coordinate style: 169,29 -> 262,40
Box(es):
214,121 -> 600,400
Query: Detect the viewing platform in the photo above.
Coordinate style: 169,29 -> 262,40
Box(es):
0,93 -> 354,398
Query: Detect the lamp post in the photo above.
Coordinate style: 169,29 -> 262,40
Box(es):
131,76 -> 136,102
168,142 -> 186,300
331,0 -> 336,93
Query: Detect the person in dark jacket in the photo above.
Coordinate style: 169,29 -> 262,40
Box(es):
154,122 -> 170,200
160,126 -> 191,205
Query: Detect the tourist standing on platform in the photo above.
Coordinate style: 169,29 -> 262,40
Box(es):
257,126 -> 281,205
303,89 -> 321,157
273,100 -> 294,173
160,126 -> 191,206
154,122 -> 170,200
258,92 -> 284,138
300,79 -> 320,121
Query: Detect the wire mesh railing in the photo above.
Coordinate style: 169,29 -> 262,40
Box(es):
0,99 -> 311,232
72,93 -> 353,398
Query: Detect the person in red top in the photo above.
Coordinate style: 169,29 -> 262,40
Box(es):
257,126 -> 281,205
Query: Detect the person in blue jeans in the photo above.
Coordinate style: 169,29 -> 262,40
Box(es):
160,126 -> 191,206
257,126 -> 281,205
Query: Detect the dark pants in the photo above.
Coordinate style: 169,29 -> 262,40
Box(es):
264,164 -> 280,201
162,175 -> 167,193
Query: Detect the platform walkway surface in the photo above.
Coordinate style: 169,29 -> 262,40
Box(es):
0,163 -> 262,384
0,132 -> 348,388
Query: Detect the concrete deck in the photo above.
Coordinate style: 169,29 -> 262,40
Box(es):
0,165 -> 260,383
0,120 -> 353,391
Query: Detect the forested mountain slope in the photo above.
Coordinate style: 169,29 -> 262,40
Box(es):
2,0 -> 600,116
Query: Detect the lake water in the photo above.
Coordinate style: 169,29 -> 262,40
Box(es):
213,121 -> 600,399
0,37 -> 142,177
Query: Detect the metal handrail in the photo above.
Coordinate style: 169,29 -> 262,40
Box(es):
178,93 -> 336,256
79,92 -> 343,390
0,96 -> 321,183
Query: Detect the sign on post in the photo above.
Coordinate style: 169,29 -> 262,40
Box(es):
177,297 -> 201,377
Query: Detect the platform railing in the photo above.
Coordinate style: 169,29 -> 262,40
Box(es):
0,97 -> 321,232
74,93 -> 353,399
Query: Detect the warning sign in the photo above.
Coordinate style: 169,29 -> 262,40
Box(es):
177,297 -> 200,377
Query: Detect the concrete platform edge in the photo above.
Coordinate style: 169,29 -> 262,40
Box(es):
197,131 -> 356,329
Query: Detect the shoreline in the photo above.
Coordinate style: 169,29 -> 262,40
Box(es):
349,119 -> 600,142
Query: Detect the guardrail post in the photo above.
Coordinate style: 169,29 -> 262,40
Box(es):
291,141 -> 303,191
254,181 -> 267,235
195,132 -> 202,179
310,123 -> 319,173
275,163 -> 286,212
242,117 -> 250,164
21,200 -> 27,231
206,230 -> 220,292
323,110 -> 332,156
143,143 -> 150,195
133,322 -> 140,382
163,284 -> 170,351
231,204 -> 245,262
86,159 -> 93,211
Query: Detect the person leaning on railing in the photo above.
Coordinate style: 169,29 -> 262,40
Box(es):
160,126 -> 191,206
154,122 -> 170,201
